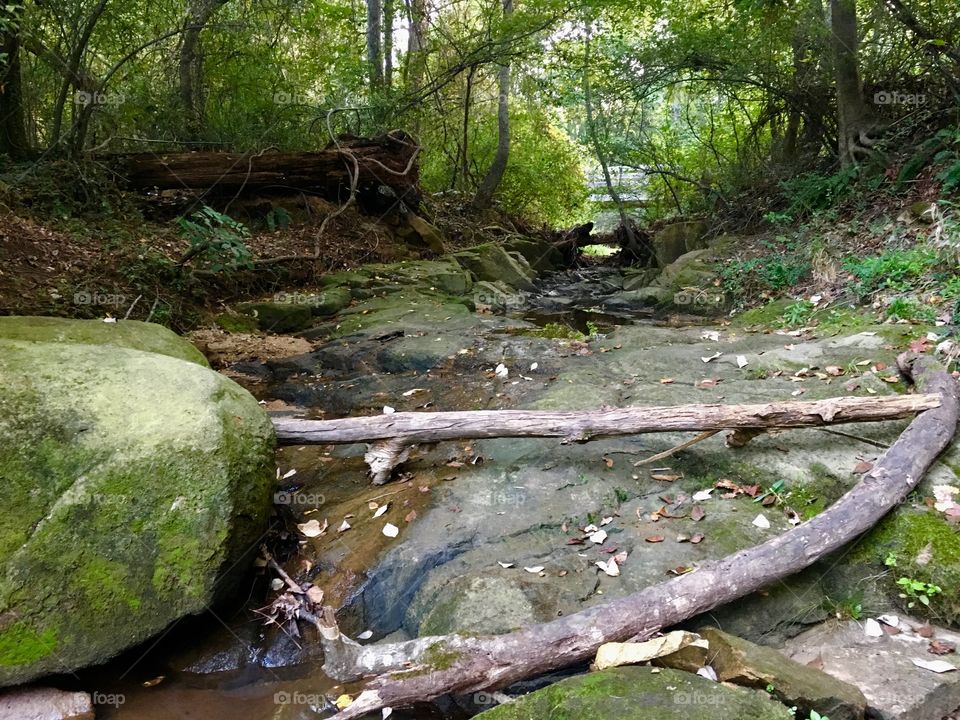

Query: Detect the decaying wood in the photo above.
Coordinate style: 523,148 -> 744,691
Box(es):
114,131 -> 420,209
314,354 -> 957,720
273,393 -> 941,483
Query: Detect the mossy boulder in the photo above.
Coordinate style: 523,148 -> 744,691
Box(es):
0,330 -> 275,685
475,666 -> 793,720
214,312 -> 260,334
453,244 -> 537,291
653,220 -> 709,267
502,237 -> 564,272
0,317 -> 208,367
236,301 -> 313,333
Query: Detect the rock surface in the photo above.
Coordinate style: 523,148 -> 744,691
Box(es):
0,320 -> 275,685
0,686 -> 94,720
474,666 -> 793,720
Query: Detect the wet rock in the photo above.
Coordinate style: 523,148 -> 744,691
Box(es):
601,287 -> 672,310
0,323 -> 275,684
0,686 -> 94,720
475,666 -> 793,720
406,213 -> 447,254
783,619 -> 960,720
502,237 -> 564,272
622,267 -> 660,291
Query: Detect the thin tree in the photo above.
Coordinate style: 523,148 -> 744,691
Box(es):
0,1 -> 30,159
179,0 -> 231,141
367,0 -> 384,93
471,0 -> 513,211
829,0 -> 874,165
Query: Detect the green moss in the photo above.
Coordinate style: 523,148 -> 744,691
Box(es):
0,623 -> 57,667
786,463 -> 851,520
424,641 -> 461,670
852,508 -> 960,623
733,299 -> 795,328
215,312 -> 259,334
74,556 -> 142,613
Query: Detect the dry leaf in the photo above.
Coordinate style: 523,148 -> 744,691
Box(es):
382,523 -> 399,538
645,535 -> 665,543
691,505 -> 706,522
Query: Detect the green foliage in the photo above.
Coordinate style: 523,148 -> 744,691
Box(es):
885,297 -> 936,323
897,577 -> 942,608
781,300 -> 813,327
779,166 -> 860,220
176,206 -> 253,273
843,248 -> 939,295
721,257 -> 810,298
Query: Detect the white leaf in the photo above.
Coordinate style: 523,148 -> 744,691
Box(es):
382,709 -> 393,720
864,618 -> 883,637
736,355 -> 749,368
337,519 -> 351,532
595,559 -> 620,577
810,294 -> 822,305
382,523 -> 399,538
912,658 -> 958,673
282,468 -> 297,479
692,489 -> 713,502
530,362 -> 538,371
495,363 -> 509,378
600,516 -> 613,526
583,524 -> 599,533
383,405 -> 396,414
357,630 -> 373,640
497,561 -> 514,569
927,332 -> 941,342
523,566 -> 545,573
752,514 -> 771,529
588,529 -> 608,544
701,352 -> 722,363
373,503 -> 389,518
402,388 -> 425,396
877,614 -> 900,627
102,317 -> 117,323
297,519 -> 326,537
697,666 -> 718,682
700,330 -> 720,342
270,578 -> 284,591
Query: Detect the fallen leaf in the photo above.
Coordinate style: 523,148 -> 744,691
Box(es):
645,535 -> 665,543
497,561 -> 514,569
669,566 -> 694,575
382,406 -> 396,414
736,355 -> 749,368
594,631 -> 705,670
596,559 -> 620,577
523,566 -> 545,573
297,518 -> 328,538
701,352 -> 722,363
912,658 -> 958,673
691,505 -> 706,522
918,625 -> 936,638
337,519 -> 351,532
382,523 -> 399,538
356,630 -> 373,640
373,503 -> 389,518
825,365 -> 845,376
659,377 -> 675,384
697,666 -> 718,681
652,473 -> 681,482
690,533 -> 704,544
306,586 -> 324,605
603,456 -> 614,468
929,640 -> 957,655
807,653 -> 824,670
589,529 -> 608,544
864,618 -> 883,637
692,489 -> 713,501
752,514 -> 771,529
853,460 -> 874,474
404,510 -> 417,523
335,694 -> 353,709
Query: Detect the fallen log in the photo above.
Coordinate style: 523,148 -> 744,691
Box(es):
113,131 -> 421,211
313,354 -> 957,719
273,392 -> 942,483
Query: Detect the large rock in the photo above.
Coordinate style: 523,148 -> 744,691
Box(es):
453,243 -> 538,291
0,686 -> 94,720
675,628 -> 867,720
236,301 -> 314,333
502,237 -> 564,272
475,666 -> 793,720
0,317 -> 208,366
653,220 -> 708,266
0,321 -> 275,685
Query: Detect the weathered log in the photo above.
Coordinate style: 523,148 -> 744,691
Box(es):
273,393 -> 941,483
315,354 -> 957,719
113,131 -> 421,210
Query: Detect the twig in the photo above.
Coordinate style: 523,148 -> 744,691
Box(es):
633,430 -> 720,466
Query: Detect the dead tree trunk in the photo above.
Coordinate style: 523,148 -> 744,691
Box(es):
272,392 -> 942,483
114,132 -> 421,209
314,354 -> 958,720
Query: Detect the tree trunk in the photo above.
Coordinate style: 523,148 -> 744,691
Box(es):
383,0 -> 394,91
0,3 -> 30,160
317,354 -> 958,720
367,0 -> 384,93
273,392 -> 943,484
830,0 -> 873,166
179,0 -> 230,141
470,0 -> 512,211
405,0 -> 428,93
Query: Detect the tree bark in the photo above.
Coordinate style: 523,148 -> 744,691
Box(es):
314,354 -> 958,720
0,2 -> 30,160
367,0 -> 384,93
273,392 -> 942,483
470,0 -> 513,211
405,0 -> 428,93
179,0 -> 230,141
383,0 -> 394,91
829,0 -> 874,166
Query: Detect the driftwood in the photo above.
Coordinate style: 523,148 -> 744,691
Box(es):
311,354 -> 957,720
273,393 -> 942,483
114,132 -> 421,210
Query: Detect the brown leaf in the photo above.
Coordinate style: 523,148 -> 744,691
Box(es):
918,625 -> 936,638
853,460 -> 874,474
404,510 -> 417,523
929,640 -> 957,655
660,377 -> 675,384
690,533 -> 705,544
761,494 -> 777,506
825,365 -> 845,376
652,473 -> 681,482
806,653 -> 825,671
691,505 -> 706,522
668,565 -> 694,575
645,535 -> 665,543
603,456 -> 614,468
